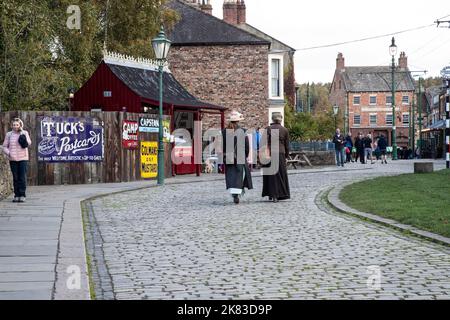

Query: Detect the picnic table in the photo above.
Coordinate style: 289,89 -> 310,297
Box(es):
286,151 -> 313,169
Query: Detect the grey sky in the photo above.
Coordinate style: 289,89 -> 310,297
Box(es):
209,0 -> 450,84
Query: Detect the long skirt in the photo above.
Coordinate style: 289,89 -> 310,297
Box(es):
262,153 -> 290,200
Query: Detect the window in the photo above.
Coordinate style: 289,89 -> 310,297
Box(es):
386,95 -> 392,105
271,59 -> 281,97
354,114 -> 361,126
353,96 -> 361,105
402,95 -> 409,104
386,114 -> 393,125
402,114 -> 410,125
370,114 -> 377,126
369,96 -> 377,105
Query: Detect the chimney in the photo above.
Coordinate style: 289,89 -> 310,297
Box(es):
398,51 -> 408,69
200,0 -> 212,15
223,0 -> 238,25
336,53 -> 345,70
237,0 -> 246,24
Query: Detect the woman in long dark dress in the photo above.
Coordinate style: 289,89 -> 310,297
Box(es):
262,112 -> 290,202
222,110 -> 253,204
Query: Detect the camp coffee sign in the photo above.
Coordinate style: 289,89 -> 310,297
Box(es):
122,120 -> 139,149
37,116 -> 104,162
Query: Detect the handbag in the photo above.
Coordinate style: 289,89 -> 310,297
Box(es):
18,133 -> 29,148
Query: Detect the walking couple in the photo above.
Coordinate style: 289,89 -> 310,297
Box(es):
222,111 -> 290,204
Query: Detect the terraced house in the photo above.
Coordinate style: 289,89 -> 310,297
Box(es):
329,53 -> 416,148
167,0 -> 296,129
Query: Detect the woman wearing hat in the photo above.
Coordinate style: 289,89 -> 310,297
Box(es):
1,118 -> 32,203
262,112 -> 290,202
221,110 -> 253,204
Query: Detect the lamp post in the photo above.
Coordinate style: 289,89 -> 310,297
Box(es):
389,37 -> 398,160
152,25 -> 171,185
417,77 -> 423,159
68,87 -> 75,111
333,105 -> 339,130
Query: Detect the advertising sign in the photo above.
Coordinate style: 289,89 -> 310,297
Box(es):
139,116 -> 171,142
141,141 -> 158,179
122,120 -> 139,149
441,66 -> 450,80
37,116 -> 104,162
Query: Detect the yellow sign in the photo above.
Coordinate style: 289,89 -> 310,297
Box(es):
163,119 -> 171,143
141,141 -> 158,179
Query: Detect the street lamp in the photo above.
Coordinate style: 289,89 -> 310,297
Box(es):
68,87 -> 76,111
389,37 -> 398,160
152,25 -> 171,186
333,105 -> 339,130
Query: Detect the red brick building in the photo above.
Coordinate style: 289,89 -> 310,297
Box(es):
329,53 -> 416,147
167,0 -> 296,129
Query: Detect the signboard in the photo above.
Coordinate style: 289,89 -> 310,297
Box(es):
141,141 -> 158,179
122,120 -> 139,149
37,116 -> 104,162
139,116 -> 171,143
441,66 -> 450,79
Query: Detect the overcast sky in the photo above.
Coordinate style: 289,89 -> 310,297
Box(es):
209,0 -> 450,84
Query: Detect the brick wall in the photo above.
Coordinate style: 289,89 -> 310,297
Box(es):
168,44 -> 269,130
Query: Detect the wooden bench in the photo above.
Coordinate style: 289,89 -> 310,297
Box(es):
286,152 -> 313,169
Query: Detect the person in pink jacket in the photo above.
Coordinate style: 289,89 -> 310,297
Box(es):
1,118 -> 32,203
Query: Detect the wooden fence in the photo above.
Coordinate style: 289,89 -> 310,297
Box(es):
0,111 -> 172,186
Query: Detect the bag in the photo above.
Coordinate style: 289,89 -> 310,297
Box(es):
18,133 -> 29,148
345,147 -> 350,154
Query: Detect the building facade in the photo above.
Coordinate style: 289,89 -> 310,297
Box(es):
167,0 -> 296,129
329,53 -> 416,148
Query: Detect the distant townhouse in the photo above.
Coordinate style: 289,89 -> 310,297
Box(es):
422,85 -> 446,159
166,0 -> 296,129
329,53 -> 415,148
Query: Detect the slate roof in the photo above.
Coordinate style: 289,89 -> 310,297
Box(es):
166,0 -> 270,46
341,66 -> 416,92
106,62 -> 225,110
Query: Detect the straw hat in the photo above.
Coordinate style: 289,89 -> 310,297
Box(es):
228,110 -> 244,122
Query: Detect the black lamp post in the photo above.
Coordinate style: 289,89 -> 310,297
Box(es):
152,26 -> 171,186
389,37 -> 398,160
333,105 -> 339,130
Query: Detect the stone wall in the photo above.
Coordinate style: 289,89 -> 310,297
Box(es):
303,151 -> 336,166
168,44 -> 269,130
0,152 -> 12,200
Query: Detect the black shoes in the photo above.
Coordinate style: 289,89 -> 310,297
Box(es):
233,195 -> 240,204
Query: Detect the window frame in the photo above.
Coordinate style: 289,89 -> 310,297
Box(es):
268,54 -> 284,100
369,114 -> 377,126
353,95 -> 361,106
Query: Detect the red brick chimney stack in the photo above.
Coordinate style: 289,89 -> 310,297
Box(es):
200,0 -> 213,15
336,53 -> 345,71
398,52 -> 408,69
223,0 -> 238,25
237,0 -> 246,24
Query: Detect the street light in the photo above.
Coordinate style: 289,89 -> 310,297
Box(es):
333,105 -> 339,130
152,25 -> 171,186
389,37 -> 398,160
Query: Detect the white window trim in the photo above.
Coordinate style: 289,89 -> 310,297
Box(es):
402,95 -> 410,105
353,114 -> 361,126
402,113 -> 410,125
268,54 -> 284,100
386,95 -> 392,106
369,95 -> 377,106
353,95 -> 361,106
369,113 -> 377,126
386,114 -> 393,125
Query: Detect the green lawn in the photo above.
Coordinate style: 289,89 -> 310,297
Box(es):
339,169 -> 450,238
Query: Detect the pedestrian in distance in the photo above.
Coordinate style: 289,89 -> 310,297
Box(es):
333,128 -> 346,167
221,110 -> 253,204
344,131 -> 353,163
354,132 -> 365,164
377,135 -> 388,164
262,112 -> 290,203
364,133 -> 375,164
1,118 -> 32,203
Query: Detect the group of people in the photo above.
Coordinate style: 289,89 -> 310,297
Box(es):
333,129 -> 389,166
222,111 -> 290,204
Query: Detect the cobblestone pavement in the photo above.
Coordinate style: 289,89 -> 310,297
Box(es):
86,160 -> 450,300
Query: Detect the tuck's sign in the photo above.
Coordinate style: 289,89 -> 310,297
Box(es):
37,116 -> 104,162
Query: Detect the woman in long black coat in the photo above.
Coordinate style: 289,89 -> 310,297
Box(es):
262,112 -> 290,202
222,110 -> 253,204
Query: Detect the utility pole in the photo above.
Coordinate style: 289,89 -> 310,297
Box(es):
442,66 -> 450,168
418,77 -> 423,159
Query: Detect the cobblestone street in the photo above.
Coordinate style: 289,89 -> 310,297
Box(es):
86,161 -> 450,300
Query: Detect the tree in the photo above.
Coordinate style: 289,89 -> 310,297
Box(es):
0,0 -> 178,111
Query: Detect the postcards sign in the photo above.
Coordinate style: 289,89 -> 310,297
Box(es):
37,116 -> 104,162
122,120 -> 139,149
